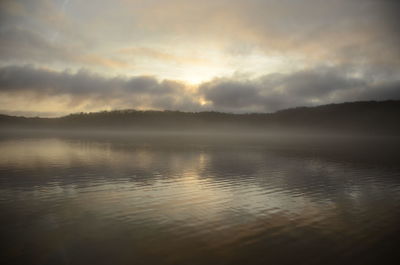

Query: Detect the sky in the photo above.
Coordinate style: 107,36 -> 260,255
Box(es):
0,0 -> 400,117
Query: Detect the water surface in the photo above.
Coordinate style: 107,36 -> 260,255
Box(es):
1,134 -> 400,265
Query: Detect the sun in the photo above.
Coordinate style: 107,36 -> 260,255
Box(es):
174,64 -> 233,85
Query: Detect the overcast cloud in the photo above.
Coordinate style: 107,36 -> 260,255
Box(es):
1,65 -> 399,116
0,0 -> 399,116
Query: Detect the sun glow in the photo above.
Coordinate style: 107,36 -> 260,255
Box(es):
149,55 -> 294,85
176,65 -> 232,85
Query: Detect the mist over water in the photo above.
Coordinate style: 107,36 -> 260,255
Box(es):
1,134 -> 400,265
1,0 -> 400,262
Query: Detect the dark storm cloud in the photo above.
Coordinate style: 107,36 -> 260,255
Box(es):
0,65 -> 200,111
268,67 -> 366,98
0,65 -> 107,95
201,81 -> 261,109
200,67 -> 400,112
1,65 -> 399,115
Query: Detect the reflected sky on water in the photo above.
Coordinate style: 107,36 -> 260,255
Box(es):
1,135 -> 400,265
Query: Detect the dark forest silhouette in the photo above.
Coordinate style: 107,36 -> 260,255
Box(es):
1,100 -> 400,135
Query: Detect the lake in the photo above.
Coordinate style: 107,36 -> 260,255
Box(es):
1,133 -> 399,265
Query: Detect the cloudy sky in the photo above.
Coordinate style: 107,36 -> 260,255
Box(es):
0,0 -> 399,116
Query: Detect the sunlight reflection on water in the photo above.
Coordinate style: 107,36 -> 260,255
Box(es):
0,136 -> 399,265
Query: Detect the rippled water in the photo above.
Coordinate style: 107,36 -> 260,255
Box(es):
1,134 -> 400,265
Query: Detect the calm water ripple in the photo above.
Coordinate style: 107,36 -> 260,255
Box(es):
0,135 -> 400,265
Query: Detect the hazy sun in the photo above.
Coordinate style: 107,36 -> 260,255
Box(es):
177,65 -> 232,85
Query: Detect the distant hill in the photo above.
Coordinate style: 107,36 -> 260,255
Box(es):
1,100 -> 400,135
